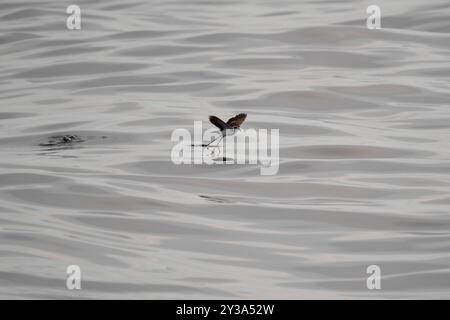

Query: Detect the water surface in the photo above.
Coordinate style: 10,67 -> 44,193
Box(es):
1,0 -> 450,299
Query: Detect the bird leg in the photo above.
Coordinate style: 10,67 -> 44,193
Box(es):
207,136 -> 223,156
205,135 -> 221,147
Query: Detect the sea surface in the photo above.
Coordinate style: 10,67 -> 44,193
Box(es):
1,0 -> 450,299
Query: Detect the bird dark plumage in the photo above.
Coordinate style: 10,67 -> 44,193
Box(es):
209,113 -> 247,131
205,113 -> 247,149
209,115 -> 231,131
226,113 -> 247,129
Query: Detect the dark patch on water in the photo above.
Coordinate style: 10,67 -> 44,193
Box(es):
199,195 -> 229,203
213,157 -> 234,163
39,134 -> 86,148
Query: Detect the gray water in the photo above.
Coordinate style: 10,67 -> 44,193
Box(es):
1,0 -> 450,299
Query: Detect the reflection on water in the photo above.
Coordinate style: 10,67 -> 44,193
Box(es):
1,0 -> 450,299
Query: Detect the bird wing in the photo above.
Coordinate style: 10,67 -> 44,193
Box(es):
209,116 -> 231,131
226,113 -> 247,128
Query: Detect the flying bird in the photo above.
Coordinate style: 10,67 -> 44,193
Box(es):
206,113 -> 247,149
